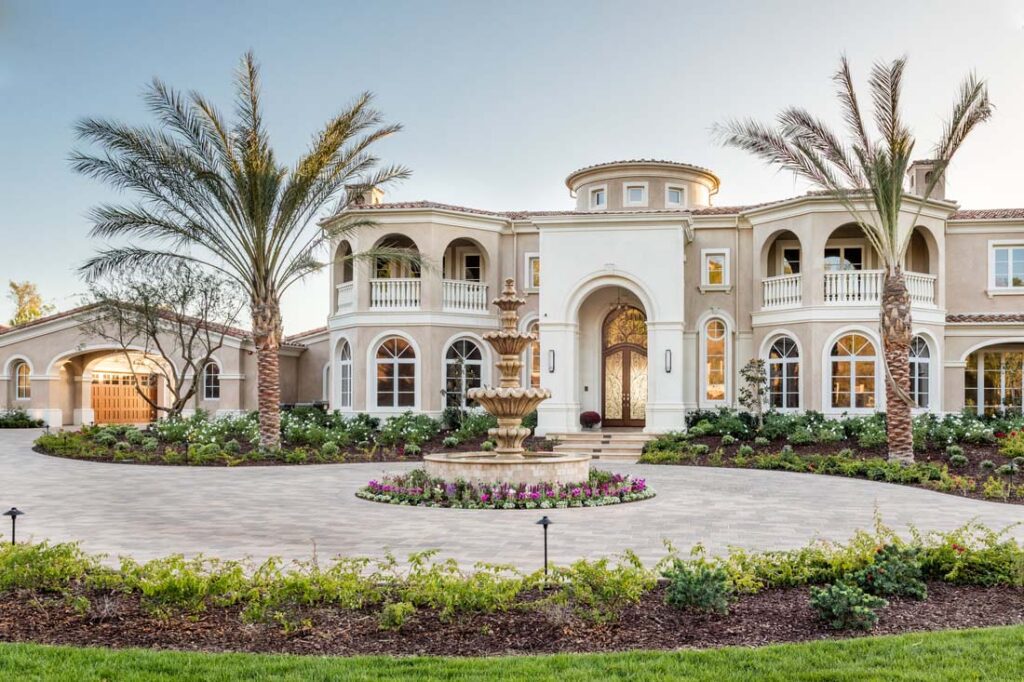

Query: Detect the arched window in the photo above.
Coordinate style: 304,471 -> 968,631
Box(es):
703,319 -> 728,403
337,340 -> 353,409
445,339 -> 483,408
529,322 -> 541,389
767,337 -> 799,409
830,333 -> 876,409
909,336 -> 930,409
14,362 -> 30,400
376,337 -> 416,408
203,362 -> 221,400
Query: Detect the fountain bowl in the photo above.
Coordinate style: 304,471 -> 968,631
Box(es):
423,450 -> 591,486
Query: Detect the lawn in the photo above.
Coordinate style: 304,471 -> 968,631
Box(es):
2,625 -> 1022,681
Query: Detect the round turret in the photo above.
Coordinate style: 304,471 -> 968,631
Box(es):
565,159 -> 720,211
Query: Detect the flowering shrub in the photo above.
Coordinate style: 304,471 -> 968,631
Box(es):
357,468 -> 654,509
579,411 -> 602,428
997,430 -> 1024,458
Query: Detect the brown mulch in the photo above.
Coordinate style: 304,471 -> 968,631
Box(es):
1,582 -> 1021,656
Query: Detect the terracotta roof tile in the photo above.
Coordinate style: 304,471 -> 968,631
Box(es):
949,209 -> 1024,221
947,313 -> 1024,324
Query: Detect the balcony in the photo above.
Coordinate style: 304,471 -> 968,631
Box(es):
442,279 -> 488,313
369,278 -> 421,310
761,270 -> 937,310
335,282 -> 354,313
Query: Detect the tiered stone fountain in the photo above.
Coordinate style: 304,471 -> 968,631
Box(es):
423,279 -> 591,485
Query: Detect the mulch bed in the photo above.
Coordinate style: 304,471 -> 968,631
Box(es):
660,435 -> 1024,504
0,582 -> 1021,656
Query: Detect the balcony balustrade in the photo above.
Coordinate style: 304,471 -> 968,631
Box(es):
760,270 -> 937,310
335,282 -> 355,313
369,278 -> 421,310
442,279 -> 488,313
762,273 -> 802,309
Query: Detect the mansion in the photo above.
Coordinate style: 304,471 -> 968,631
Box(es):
3,159 -> 1024,434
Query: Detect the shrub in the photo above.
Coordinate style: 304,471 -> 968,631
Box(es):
522,410 -> 538,431
480,440 -> 495,452
948,454 -> 969,468
809,582 -> 887,631
321,442 -> 340,458
404,443 -> 422,456
857,420 -> 888,449
442,435 -> 460,448
580,411 -> 602,429
737,444 -> 754,457
141,437 -> 159,453
378,601 -> 415,631
753,436 -> 770,447
998,430 -> 1024,458
852,545 -> 927,600
690,444 -> 710,456
283,449 -> 308,465
638,450 -> 682,465
787,426 -> 815,446
980,459 -> 996,471
946,444 -> 964,458
982,477 -> 1008,500
0,408 -> 45,428
224,439 -> 242,454
454,411 -> 497,441
662,562 -> 734,614
376,413 -> 440,448
720,434 -> 737,446
94,431 -> 119,448
549,552 -> 654,623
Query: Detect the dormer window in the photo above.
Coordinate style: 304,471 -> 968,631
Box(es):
666,185 -> 685,208
623,182 -> 648,207
589,186 -> 607,209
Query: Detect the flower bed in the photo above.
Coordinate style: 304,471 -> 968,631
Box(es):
357,468 -> 654,509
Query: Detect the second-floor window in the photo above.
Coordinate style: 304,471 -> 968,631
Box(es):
462,254 -> 481,282
590,187 -> 606,209
623,183 -> 648,207
666,185 -> 685,207
991,244 -> 1024,290
525,253 -> 540,289
701,249 -> 730,288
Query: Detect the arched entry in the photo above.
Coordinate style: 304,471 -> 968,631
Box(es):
601,306 -> 648,427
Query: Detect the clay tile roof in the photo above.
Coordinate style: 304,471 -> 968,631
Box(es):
283,326 -> 327,344
946,313 -> 1024,324
949,209 -> 1024,221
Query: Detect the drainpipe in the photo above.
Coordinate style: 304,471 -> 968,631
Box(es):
734,218 -> 741,408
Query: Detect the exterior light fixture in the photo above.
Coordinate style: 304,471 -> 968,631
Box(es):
548,350 -> 555,373
665,349 -> 672,373
536,515 -> 553,577
4,507 -> 24,545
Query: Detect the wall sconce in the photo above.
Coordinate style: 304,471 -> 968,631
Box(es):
548,349 -> 556,373
665,349 -> 672,374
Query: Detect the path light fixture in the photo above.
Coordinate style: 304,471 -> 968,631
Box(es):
536,515 -> 553,577
4,507 -> 24,545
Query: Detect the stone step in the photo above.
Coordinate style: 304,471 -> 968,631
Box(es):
552,444 -> 644,455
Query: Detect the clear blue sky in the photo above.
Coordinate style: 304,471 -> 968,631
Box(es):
2,0 -> 1022,332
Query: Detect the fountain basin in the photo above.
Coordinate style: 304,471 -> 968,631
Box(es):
423,451 -> 592,486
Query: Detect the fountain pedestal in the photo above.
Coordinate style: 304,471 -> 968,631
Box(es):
423,279 -> 591,486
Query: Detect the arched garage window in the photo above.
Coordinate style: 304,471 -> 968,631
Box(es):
767,337 -> 799,409
830,333 -> 876,409
445,339 -> 483,408
375,337 -> 416,408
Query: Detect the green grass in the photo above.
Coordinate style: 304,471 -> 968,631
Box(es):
2,625 -> 1023,681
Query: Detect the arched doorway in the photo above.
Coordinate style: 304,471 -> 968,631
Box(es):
601,306 -> 648,427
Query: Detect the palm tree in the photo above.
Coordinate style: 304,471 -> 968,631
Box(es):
716,56 -> 992,462
72,52 -> 411,448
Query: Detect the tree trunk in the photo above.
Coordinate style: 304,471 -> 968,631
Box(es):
881,269 -> 914,463
252,296 -> 283,449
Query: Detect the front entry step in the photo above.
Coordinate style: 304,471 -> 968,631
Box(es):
545,430 -> 657,463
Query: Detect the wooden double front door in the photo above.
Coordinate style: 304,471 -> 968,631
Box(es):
92,372 -> 158,424
602,306 -> 648,427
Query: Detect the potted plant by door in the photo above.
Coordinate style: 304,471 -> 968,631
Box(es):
580,411 -> 602,430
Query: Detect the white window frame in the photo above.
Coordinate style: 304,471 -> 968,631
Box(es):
700,248 -> 731,291
969,349 -> 1024,415
443,337 -> 485,410
14,361 -> 31,400
699,317 -> 731,407
524,252 -> 540,291
622,181 -> 649,208
337,339 -> 353,409
987,240 -> 1024,296
909,335 -> 932,411
774,239 -> 802,275
765,335 -> 801,411
371,335 -> 418,411
665,184 -> 686,208
589,184 -> 608,210
461,252 -> 482,282
203,362 -> 221,400
826,331 -> 880,413
823,239 -> 870,271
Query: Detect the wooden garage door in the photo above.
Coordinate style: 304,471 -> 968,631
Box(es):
92,373 -> 157,424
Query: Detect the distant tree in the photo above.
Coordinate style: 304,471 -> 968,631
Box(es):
8,280 -> 55,326
738,359 -> 769,431
82,263 -> 245,419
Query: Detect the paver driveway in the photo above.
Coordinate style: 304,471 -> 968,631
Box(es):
3,429 -> 1024,569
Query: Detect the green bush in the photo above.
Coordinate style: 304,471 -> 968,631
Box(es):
283,449 -> 308,465
980,459 -> 995,471
0,408 -> 45,428
662,562 -> 734,614
737,444 -> 754,457
809,582 -> 887,631
321,442 -> 340,458
404,443 -> 422,456
720,434 -> 737,446
442,435 -> 460,448
548,552 -> 654,623
378,601 -> 415,631
948,454 -> 969,468
224,439 -> 242,454
376,413 -> 440,448
852,545 -> 927,600
946,444 -> 964,458
690,444 -> 709,456
638,450 -> 682,465
480,440 -> 495,452
753,436 -> 770,447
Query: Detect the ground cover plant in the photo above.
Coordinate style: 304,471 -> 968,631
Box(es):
0,521 -> 1022,657
357,469 -> 653,509
639,408 -> 1024,504
0,408 -> 44,429
32,408 -> 549,467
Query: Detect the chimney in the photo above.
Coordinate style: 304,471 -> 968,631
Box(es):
347,185 -> 385,207
907,160 -> 945,201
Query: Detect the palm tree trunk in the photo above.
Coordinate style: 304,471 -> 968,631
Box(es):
252,296 -> 283,449
881,270 -> 914,463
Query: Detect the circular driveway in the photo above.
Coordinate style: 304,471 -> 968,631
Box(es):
3,429 -> 1024,569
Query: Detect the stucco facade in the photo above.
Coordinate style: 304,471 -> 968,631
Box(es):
4,159 -> 1024,431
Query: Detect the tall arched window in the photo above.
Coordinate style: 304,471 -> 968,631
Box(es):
529,322 -> 541,389
703,319 -> 728,403
14,362 -> 30,400
830,333 -> 876,409
203,362 -> 221,400
337,340 -> 353,409
445,339 -> 483,408
376,337 -> 416,408
767,337 -> 799,409
909,336 -> 930,409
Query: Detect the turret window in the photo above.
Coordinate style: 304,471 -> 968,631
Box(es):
623,182 -> 648,207
589,186 -> 607,209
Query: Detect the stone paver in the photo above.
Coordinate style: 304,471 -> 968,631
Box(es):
3,429 -> 1024,569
